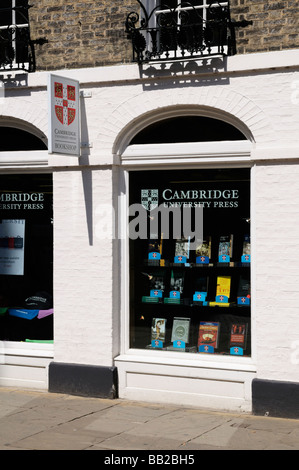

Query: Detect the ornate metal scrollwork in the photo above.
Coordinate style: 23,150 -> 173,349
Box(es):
126,1 -> 252,63
0,4 -> 47,72
0,28 -> 15,68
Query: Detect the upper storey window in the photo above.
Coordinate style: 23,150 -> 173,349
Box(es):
0,0 -> 47,72
158,0 -> 229,56
126,1 -> 252,63
0,0 -> 30,70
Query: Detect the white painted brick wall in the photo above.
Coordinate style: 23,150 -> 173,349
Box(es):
1,50 -> 299,388
51,59 -> 298,382
53,168 -> 117,366
255,164 -> 299,382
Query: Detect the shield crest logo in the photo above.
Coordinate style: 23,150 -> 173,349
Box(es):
54,82 -> 76,126
141,189 -> 158,211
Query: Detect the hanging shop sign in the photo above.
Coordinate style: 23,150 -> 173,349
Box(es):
48,74 -> 80,156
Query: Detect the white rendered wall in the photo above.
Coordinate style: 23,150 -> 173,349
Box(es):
0,50 -> 299,402
52,167 -> 118,366
254,163 -> 299,383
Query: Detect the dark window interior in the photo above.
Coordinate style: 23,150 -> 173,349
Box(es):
0,127 -> 52,342
129,168 -> 251,356
130,116 -> 247,144
0,127 -> 47,151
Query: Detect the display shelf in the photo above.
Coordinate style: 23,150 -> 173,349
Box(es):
132,254 -> 250,355
143,260 -> 250,268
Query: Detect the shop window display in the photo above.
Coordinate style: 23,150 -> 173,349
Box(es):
0,174 -> 53,342
129,168 -> 251,356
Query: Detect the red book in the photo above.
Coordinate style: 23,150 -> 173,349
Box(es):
198,322 -> 220,351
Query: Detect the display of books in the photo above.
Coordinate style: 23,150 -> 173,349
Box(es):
242,235 -> 250,255
230,323 -> 247,355
149,270 -> 165,291
218,234 -> 233,262
237,275 -> 250,305
151,318 -> 167,348
141,269 -> 166,302
241,234 -> 250,262
174,238 -> 190,263
216,275 -> 231,298
210,275 -> 231,306
170,269 -> 184,294
198,321 -> 220,353
195,237 -> 211,263
193,275 -> 209,303
171,317 -> 190,344
164,269 -> 184,303
136,220 -> 251,354
195,275 -> 208,292
148,236 -> 163,261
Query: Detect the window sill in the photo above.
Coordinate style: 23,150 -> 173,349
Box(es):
115,349 -> 256,373
1,340 -> 54,358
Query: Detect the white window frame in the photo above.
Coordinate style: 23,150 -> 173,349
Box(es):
116,141 -> 256,409
119,139 -> 255,360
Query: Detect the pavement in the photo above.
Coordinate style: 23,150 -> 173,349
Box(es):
0,386 -> 298,453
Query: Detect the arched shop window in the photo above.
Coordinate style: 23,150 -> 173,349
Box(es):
127,116 -> 251,357
0,127 -> 47,151
0,128 -> 53,343
130,115 -> 247,144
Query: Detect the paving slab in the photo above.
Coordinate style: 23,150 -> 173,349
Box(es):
0,387 -> 298,451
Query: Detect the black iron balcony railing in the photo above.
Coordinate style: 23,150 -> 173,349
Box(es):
0,4 -> 47,73
126,1 -> 252,64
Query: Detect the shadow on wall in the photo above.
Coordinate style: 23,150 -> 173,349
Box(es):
80,94 -> 93,246
139,56 -> 229,89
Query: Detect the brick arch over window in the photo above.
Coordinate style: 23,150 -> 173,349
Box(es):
107,88 -> 272,156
